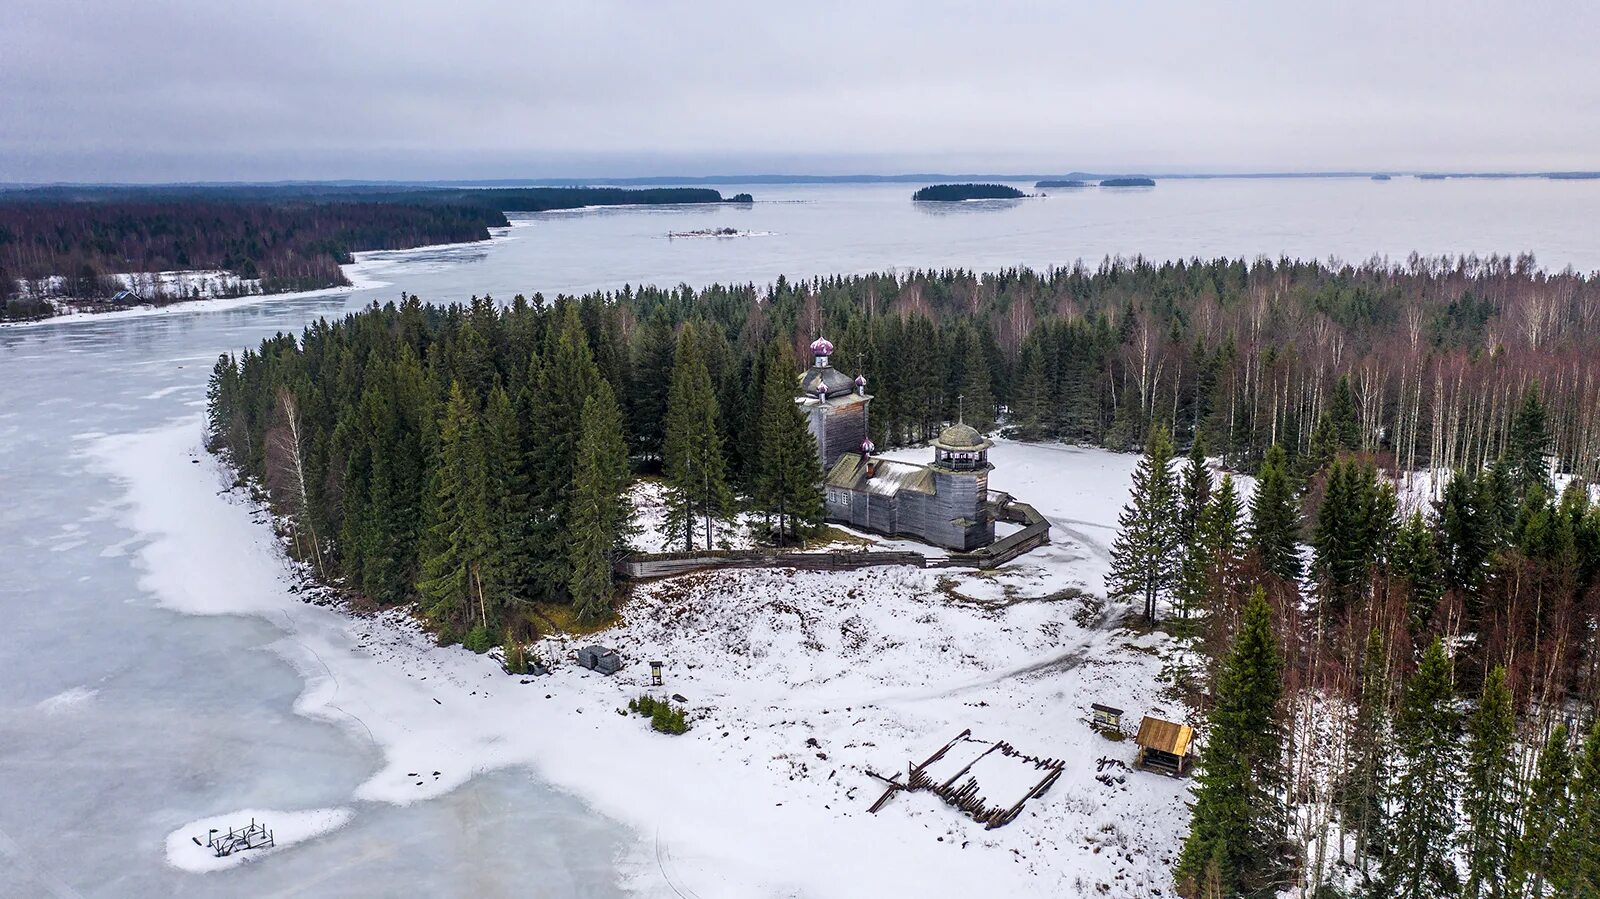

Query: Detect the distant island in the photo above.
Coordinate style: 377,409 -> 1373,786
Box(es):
728,192 -> 754,202
1099,177 -> 1156,188
1035,180 -> 1088,189
1370,174 -> 1392,181
0,185 -> 748,322
911,183 -> 1026,202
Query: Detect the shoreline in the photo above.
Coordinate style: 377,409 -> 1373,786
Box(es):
89,418 -> 1192,897
0,222 -> 528,331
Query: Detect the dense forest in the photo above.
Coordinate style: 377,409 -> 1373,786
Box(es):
1080,264 -> 1599,894
0,186 -> 736,321
209,255 -> 1600,894
910,183 -> 1026,201
1100,177 -> 1157,187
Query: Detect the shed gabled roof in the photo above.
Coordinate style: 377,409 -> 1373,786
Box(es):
1135,716 -> 1194,756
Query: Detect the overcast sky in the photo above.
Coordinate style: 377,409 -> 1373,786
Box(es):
4,0 -> 1597,183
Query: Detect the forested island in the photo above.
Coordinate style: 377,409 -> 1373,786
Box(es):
911,183 -> 1026,202
0,186 -> 741,322
1035,180 -> 1088,189
1099,177 -> 1156,187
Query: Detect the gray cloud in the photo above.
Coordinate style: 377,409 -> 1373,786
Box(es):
4,0 -> 1597,182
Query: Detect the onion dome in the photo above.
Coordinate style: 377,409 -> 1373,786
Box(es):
932,423 -> 992,452
854,374 -> 867,386
809,336 -> 835,357
799,365 -> 859,399
861,437 -> 876,454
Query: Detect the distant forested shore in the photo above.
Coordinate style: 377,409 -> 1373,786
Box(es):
0,186 -> 740,322
911,183 -> 1026,202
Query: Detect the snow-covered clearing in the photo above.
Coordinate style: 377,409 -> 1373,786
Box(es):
90,424 -> 1203,896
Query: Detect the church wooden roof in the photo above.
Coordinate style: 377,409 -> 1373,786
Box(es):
824,453 -> 935,496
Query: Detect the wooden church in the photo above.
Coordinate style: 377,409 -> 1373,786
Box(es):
797,337 -> 997,552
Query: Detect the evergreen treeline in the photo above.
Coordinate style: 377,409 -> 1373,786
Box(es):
206,293 -> 827,647
0,186 -> 736,319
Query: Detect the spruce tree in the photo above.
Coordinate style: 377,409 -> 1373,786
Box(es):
566,380 -> 633,625
1340,628 -> 1392,876
1179,437 -> 1213,545
1512,724 -> 1573,898
479,385 -> 522,615
1174,588 -> 1287,898
1312,457 -> 1385,613
662,324 -> 734,551
1107,422 -> 1181,623
1568,722 -> 1600,899
1508,384 -> 1551,501
1437,469 -> 1490,595
1390,510 -> 1444,630
1301,412 -> 1337,482
1381,638 -> 1461,899
1461,666 -> 1517,899
205,353 -> 240,453
753,342 -> 824,545
1011,343 -> 1048,440
525,304 -> 601,599
418,381 -> 493,631
1176,472 -> 1243,621
1329,374 -> 1361,451
627,307 -> 672,460
1248,444 -> 1303,582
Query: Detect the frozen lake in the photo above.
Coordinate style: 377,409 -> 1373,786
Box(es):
1,176 -> 1596,897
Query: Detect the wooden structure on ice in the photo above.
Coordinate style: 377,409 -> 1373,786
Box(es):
867,728 -> 1064,829
196,818 -> 274,857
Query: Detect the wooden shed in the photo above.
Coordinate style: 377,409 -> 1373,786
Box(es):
1134,715 -> 1194,777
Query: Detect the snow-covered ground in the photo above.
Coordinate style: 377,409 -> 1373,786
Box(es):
91,424 -> 1203,896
